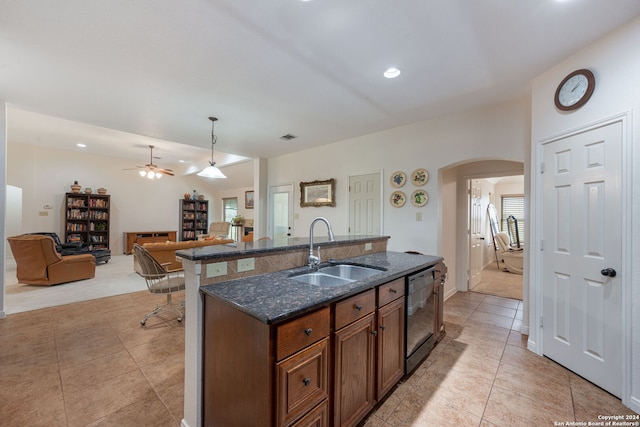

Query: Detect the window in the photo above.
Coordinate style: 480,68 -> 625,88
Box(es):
501,195 -> 524,243
222,198 -> 238,223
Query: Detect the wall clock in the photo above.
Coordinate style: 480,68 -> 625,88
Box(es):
554,69 -> 595,111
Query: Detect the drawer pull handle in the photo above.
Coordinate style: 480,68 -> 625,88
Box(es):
380,325 -> 386,330
371,330 -> 378,336
304,328 -> 313,336
303,378 -> 311,386
389,288 -> 397,294
355,304 -> 363,311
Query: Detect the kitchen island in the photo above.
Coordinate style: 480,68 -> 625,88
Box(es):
175,235 -> 443,427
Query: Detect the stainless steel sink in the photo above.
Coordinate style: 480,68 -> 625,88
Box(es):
290,263 -> 385,286
291,272 -> 354,287
318,264 -> 383,281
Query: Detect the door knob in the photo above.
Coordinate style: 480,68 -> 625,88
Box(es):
601,268 -> 617,278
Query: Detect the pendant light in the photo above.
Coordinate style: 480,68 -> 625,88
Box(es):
197,116 -> 227,179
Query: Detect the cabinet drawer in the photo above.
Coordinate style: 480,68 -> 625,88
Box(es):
378,278 -> 405,306
277,338 -> 329,427
334,289 -> 375,330
277,307 -> 330,361
290,399 -> 328,427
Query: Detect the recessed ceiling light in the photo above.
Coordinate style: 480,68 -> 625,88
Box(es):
76,143 -> 86,148
384,67 -> 401,79
179,160 -> 185,163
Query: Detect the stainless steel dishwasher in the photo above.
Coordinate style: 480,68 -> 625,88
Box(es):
405,266 -> 436,374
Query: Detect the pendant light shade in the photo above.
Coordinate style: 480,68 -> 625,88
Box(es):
198,117 -> 227,179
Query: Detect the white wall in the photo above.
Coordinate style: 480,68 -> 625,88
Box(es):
268,97 -> 530,297
1,101 -> 6,318
530,17 -> 640,411
5,142 -> 246,253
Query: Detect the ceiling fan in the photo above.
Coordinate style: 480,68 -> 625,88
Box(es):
124,145 -> 174,179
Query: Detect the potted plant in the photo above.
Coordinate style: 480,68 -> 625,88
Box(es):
232,215 -> 244,225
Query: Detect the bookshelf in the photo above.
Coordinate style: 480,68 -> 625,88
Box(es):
64,192 -> 110,250
180,198 -> 208,240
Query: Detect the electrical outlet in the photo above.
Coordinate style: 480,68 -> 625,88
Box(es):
206,262 -> 227,278
364,242 -> 372,251
237,257 -> 255,272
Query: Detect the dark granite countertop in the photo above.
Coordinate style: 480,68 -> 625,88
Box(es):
200,251 -> 442,324
174,234 -> 389,261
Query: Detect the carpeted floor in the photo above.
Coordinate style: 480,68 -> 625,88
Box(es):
470,262 -> 523,300
4,254 -> 147,314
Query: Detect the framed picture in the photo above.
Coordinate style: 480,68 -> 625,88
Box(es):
245,191 -> 254,209
300,179 -> 336,207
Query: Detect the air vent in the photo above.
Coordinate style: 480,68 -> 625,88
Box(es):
280,134 -> 297,141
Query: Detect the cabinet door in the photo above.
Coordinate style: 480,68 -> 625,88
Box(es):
377,298 -> 405,399
333,313 -> 375,427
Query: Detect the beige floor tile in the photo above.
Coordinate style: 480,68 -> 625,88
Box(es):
127,327 -> 185,367
570,373 -> 635,421
140,351 -> 184,391
64,369 -> 156,427
484,384 -> 569,426
481,294 -> 520,309
85,393 -> 175,427
506,330 -> 528,348
60,349 -> 139,394
56,329 -> 126,368
467,310 -> 514,330
2,395 -> 67,427
475,301 -> 517,318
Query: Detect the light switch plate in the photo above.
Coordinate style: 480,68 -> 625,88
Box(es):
206,262 -> 227,278
416,212 -> 422,221
237,258 -> 255,272
364,242 -> 372,251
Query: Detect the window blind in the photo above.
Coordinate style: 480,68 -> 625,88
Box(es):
501,195 -> 524,238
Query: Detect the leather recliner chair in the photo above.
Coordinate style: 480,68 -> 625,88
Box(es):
7,234 -> 96,285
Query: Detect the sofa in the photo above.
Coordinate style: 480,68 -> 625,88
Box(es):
7,234 -> 96,285
133,238 -> 234,274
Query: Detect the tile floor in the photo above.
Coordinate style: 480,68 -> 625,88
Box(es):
0,290 -> 636,426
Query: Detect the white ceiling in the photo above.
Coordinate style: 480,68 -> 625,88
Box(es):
1,0 -> 639,172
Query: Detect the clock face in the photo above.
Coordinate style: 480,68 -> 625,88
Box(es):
554,69 -> 595,111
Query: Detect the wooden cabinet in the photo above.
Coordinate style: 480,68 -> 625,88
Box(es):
180,199 -> 208,241
64,192 -> 110,250
203,277 -> 408,427
333,307 -> 376,427
333,280 -> 405,427
376,296 -> 405,399
203,298 -> 330,427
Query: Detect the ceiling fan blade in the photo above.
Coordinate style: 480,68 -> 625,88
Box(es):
122,166 -> 144,170
157,169 -> 175,176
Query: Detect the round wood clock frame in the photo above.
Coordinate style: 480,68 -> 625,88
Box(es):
554,69 -> 596,112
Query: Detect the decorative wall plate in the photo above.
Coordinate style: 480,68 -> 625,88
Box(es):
411,168 -> 429,186
390,171 -> 406,188
411,189 -> 429,207
390,191 -> 406,207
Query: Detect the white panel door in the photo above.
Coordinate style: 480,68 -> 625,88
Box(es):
349,173 -> 381,235
469,180 -> 483,288
542,122 -> 622,397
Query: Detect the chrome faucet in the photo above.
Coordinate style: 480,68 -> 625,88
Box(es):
308,217 -> 335,268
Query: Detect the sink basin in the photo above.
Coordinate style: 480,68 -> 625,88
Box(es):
292,272 -> 354,287
290,263 -> 385,287
319,264 -> 384,281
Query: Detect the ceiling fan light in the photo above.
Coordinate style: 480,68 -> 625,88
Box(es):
147,172 -> 155,180
197,164 -> 227,179
156,172 -> 162,179
139,170 -> 147,177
